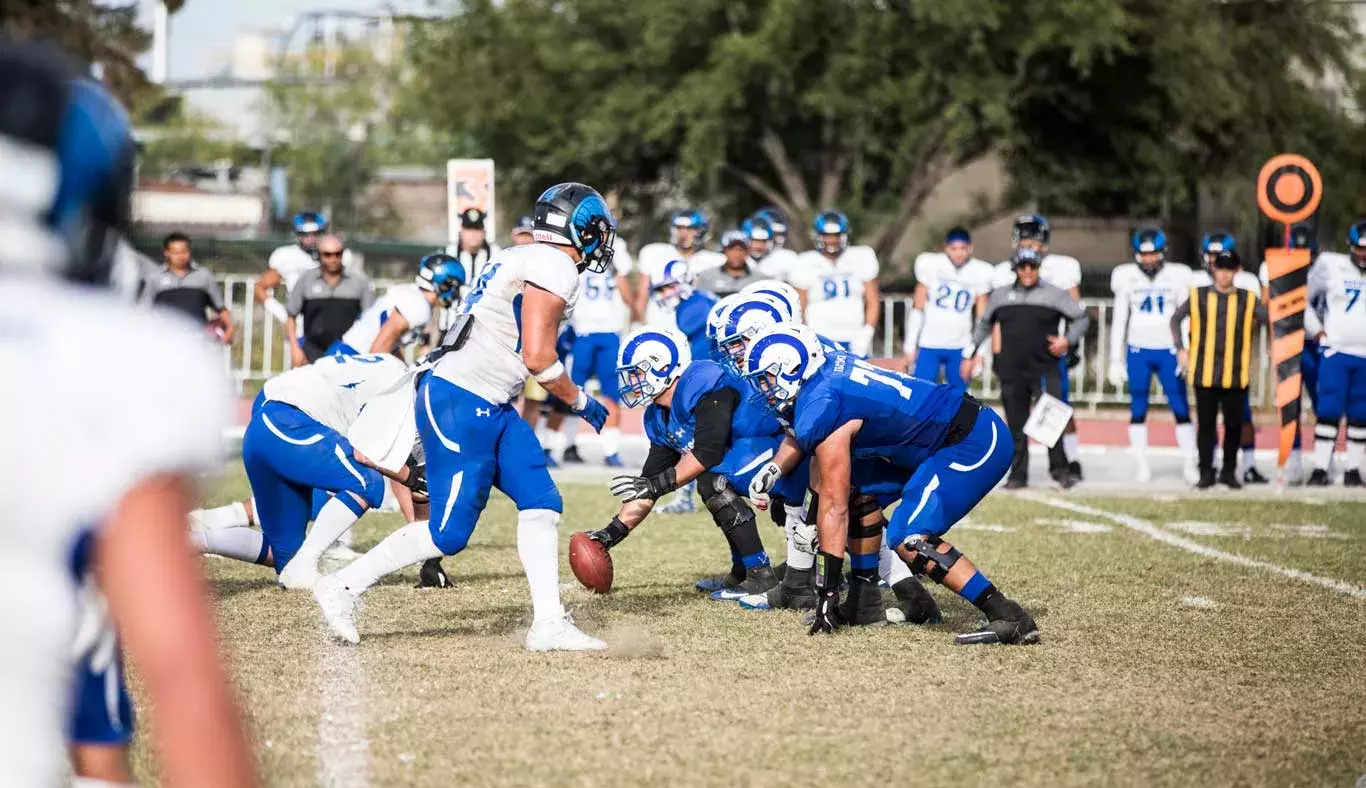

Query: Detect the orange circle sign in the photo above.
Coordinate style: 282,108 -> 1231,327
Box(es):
1257,154 -> 1321,225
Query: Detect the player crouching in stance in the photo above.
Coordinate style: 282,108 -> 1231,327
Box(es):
743,324 -> 1039,644
581,327 -> 786,599
312,183 -> 615,650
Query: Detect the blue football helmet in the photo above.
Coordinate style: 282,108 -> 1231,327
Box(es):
1287,222 -> 1319,257
416,252 -> 467,307
0,41 -> 135,286
293,211 -> 328,235
670,210 -> 710,251
532,182 -> 617,273
812,210 -> 850,255
753,207 -> 789,248
1347,220 -> 1366,268
617,326 -> 691,408
1131,227 -> 1167,273
650,259 -> 694,308
743,323 -> 826,415
1011,215 -> 1051,248
1200,232 -> 1236,270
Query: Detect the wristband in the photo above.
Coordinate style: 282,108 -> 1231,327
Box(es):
814,551 -> 844,594
534,360 -> 565,383
573,389 -> 589,411
264,297 -> 288,324
646,467 -> 679,499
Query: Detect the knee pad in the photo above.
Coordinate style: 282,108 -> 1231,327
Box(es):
703,478 -> 755,533
904,535 -> 961,583
848,493 -> 885,540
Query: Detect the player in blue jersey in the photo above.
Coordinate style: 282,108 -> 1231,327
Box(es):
743,324 -> 1039,644
652,258 -> 719,363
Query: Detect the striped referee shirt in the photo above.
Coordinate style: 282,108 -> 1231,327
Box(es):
1170,284 -> 1267,389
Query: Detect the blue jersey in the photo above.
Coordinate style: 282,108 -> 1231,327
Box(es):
644,360 -> 783,453
676,291 -> 719,362
791,351 -> 963,467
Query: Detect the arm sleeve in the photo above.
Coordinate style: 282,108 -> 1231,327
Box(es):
691,387 -> 739,469
1109,287 -> 1129,364
1170,299 -> 1191,348
640,442 -> 683,479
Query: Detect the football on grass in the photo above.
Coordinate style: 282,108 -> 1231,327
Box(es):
568,532 -> 613,594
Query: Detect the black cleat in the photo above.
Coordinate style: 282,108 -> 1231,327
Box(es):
1306,468 -> 1332,486
838,574 -> 887,626
956,596 -> 1039,645
1004,478 -> 1027,490
1197,470 -> 1217,489
695,567 -> 745,593
1050,470 -> 1076,491
1344,469 -> 1363,487
750,566 -> 817,611
1218,469 -> 1242,490
890,577 -> 941,625
1243,467 -> 1270,485
1068,460 -> 1084,481
415,558 -> 453,588
561,445 -> 584,464
710,564 -> 778,600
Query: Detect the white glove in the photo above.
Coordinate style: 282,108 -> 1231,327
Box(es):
264,296 -> 288,324
787,517 -> 818,555
748,461 -> 783,510
851,324 -> 876,357
1107,363 -> 1126,389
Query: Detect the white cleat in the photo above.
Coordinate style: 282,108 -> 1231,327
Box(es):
277,557 -> 320,591
314,575 -> 361,644
1182,461 -> 1201,487
525,614 -> 606,652
1134,459 -> 1152,484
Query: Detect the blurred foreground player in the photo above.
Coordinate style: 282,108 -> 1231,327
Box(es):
0,42 -> 255,786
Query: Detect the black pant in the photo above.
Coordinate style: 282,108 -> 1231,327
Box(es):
999,370 -> 1068,483
1194,386 -> 1246,475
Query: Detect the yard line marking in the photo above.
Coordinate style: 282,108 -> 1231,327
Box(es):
316,644 -> 370,787
1020,493 -> 1366,600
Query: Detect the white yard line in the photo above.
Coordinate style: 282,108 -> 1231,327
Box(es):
315,644 -> 370,788
1020,492 -> 1366,600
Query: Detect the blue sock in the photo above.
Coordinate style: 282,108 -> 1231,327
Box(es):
741,551 -> 770,569
960,571 -> 992,605
849,553 -> 879,573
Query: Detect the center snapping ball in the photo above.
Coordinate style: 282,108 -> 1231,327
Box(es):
568,532 -> 613,594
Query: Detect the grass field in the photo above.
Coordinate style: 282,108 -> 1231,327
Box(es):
134,468 -> 1366,787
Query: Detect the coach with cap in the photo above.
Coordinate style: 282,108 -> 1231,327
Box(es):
695,230 -> 762,297
450,207 -> 499,285
285,234 -> 375,365
968,246 -> 1090,489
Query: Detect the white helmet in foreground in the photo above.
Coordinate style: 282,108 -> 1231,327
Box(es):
716,293 -> 793,371
740,279 -> 801,321
617,326 -> 691,408
742,323 -> 826,413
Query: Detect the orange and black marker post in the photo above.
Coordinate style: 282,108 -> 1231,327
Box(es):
1256,154 -> 1322,472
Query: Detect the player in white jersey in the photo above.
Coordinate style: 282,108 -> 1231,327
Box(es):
254,210 -> 355,325
336,252 -> 466,356
558,244 -> 634,466
635,209 -> 725,327
1304,220 -> 1366,486
0,43 -> 255,786
1108,228 -> 1198,483
743,213 -> 801,281
904,227 -> 994,392
1194,232 -> 1271,483
991,215 -> 1086,478
312,183 -> 615,651
790,210 -> 880,355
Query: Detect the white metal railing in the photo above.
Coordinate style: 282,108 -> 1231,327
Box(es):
221,276 -> 1275,408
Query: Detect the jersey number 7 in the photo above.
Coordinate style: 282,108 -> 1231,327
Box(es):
849,359 -> 913,399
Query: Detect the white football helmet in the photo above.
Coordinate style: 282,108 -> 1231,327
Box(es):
740,279 -> 802,321
706,294 -> 740,345
650,259 -> 695,308
617,326 -> 691,408
743,323 -> 826,413
716,293 -> 794,372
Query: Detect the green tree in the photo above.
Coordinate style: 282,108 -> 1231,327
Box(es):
1,0 -> 155,108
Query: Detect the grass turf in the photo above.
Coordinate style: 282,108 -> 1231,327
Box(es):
132,469 -> 1366,787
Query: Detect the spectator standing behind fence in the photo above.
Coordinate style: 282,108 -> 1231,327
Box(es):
1170,249 -> 1267,490
285,235 -> 374,365
969,247 -> 1090,490
695,230 -> 762,297
139,232 -> 234,344
904,227 -> 994,392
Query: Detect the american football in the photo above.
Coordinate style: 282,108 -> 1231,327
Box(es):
568,531 -> 613,593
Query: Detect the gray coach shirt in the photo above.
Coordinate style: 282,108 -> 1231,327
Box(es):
288,268 -> 375,359
139,263 -> 224,324
970,280 -> 1089,381
695,262 -> 762,298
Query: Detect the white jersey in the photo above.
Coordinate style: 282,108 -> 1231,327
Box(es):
263,352 -> 409,434
791,245 -> 879,342
637,243 -> 724,328
1308,252 -> 1366,357
340,283 -> 433,354
572,242 -> 633,335
1109,263 -> 1192,353
434,244 -> 582,404
913,252 -> 995,349
1190,268 -> 1260,293
0,278 -> 228,785
992,253 -> 1083,292
755,248 -> 801,281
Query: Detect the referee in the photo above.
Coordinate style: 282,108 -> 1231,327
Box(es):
1170,249 -> 1267,489
969,247 -> 1090,489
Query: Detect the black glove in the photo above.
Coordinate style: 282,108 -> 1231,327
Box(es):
414,557 -> 452,588
610,468 -> 678,502
587,518 -> 631,550
809,551 -> 846,636
403,456 -> 428,500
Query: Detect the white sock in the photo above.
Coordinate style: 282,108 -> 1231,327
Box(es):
190,525 -> 268,564
1175,422 -> 1197,461
1241,446 -> 1256,472
540,430 -> 567,460
335,521 -> 441,595
334,523 -> 355,548
1347,425 -> 1366,471
1314,423 -> 1337,470
600,427 -> 621,456
783,504 -> 815,571
190,500 -> 249,531
878,532 -> 913,586
1063,433 -> 1080,463
1128,423 -> 1148,452
289,496 -> 363,571
517,509 -> 566,623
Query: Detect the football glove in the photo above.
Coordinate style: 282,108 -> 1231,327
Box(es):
610,468 -> 678,502
575,390 -> 609,432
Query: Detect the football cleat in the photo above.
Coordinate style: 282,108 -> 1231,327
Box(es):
739,567 -> 817,611
1344,469 -> 1363,487
1306,468 -> 1331,486
415,558 -> 453,588
1243,467 -> 1270,485
525,613 -> 606,651
1068,460 -> 1084,481
277,557 -> 321,591
709,565 -> 778,601
562,445 -> 584,464
1197,469 -> 1217,489
314,575 -> 361,644
1050,470 -> 1076,491
1004,478 -> 1027,490
955,597 -> 1039,646
603,453 -> 625,468
1219,470 -> 1243,490
890,577 -> 941,625
695,566 -> 744,593
838,575 -> 886,626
